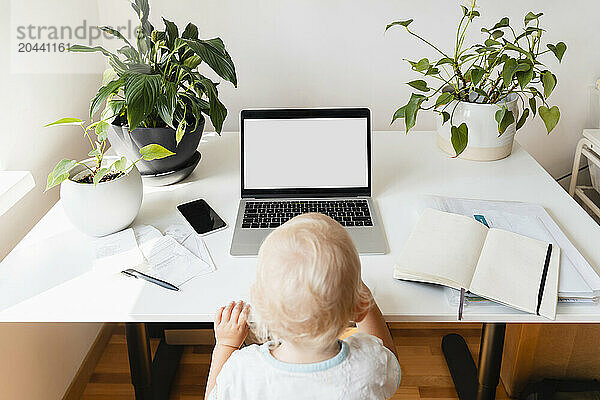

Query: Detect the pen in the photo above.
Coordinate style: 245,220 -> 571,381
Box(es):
121,269 -> 180,291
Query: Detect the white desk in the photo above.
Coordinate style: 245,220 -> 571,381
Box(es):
1,131 -> 600,323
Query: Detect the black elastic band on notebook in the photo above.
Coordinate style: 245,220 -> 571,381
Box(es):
536,244 -> 553,316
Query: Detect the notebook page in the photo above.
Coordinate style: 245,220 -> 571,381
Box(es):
469,228 -> 559,319
394,208 -> 488,289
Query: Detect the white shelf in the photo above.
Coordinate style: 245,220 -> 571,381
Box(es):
0,171 -> 35,217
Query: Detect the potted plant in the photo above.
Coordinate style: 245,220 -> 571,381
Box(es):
386,3 -> 566,161
68,0 -> 237,184
45,117 -> 174,236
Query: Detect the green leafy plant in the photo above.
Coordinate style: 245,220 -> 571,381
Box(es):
45,117 -> 175,190
69,0 -> 237,145
386,3 -> 566,156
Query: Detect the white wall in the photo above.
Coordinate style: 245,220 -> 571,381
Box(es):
98,0 -> 600,179
1,1 -> 103,399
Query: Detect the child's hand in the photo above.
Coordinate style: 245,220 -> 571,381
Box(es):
214,301 -> 250,349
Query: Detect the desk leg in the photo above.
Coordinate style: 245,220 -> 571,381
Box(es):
442,323 -> 506,400
126,323 -> 184,400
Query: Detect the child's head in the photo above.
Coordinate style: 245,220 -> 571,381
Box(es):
251,213 -> 372,350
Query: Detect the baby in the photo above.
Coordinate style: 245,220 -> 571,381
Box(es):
205,213 -> 400,399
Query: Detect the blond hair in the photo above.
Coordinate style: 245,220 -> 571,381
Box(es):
250,213 -> 372,350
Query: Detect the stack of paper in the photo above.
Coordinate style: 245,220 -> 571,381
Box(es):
92,224 -> 216,289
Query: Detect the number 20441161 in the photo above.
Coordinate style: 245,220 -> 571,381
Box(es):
17,42 -> 71,52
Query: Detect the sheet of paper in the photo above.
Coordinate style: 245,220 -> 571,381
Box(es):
165,224 -> 216,272
92,228 -> 144,274
137,235 -> 213,287
426,195 -> 600,298
133,225 -> 163,246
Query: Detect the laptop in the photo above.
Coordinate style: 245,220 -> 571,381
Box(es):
230,108 -> 387,256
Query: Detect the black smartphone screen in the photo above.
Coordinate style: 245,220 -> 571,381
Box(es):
177,199 -> 226,235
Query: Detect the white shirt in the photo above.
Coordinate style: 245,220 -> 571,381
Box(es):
207,333 -> 401,400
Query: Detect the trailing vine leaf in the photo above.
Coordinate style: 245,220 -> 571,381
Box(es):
541,71 -> 557,98
539,106 -> 560,133
435,93 -> 453,108
407,80 -> 430,92
385,19 -> 413,31
402,93 -> 427,132
139,144 -> 176,160
112,156 -> 128,172
450,124 -> 468,157
46,159 -> 77,190
524,12 -> 543,25
529,97 -> 537,116
495,108 -> 515,135
93,168 -> 109,186
502,58 -> 518,87
95,121 -> 110,141
44,118 -> 83,127
516,108 -> 530,131
547,42 -> 566,63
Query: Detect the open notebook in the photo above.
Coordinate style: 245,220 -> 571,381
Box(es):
394,208 -> 560,319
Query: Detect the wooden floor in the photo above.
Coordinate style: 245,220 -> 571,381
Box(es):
81,323 -> 510,400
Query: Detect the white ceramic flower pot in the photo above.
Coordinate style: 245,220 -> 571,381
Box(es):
60,157 -> 143,237
437,94 -> 520,161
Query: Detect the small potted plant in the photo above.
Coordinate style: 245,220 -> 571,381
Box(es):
45,117 -> 174,236
68,0 -> 237,184
386,2 -> 566,161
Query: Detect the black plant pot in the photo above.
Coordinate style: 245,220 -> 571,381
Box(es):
108,115 -> 205,185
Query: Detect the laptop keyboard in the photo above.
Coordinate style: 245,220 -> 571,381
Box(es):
241,200 -> 373,229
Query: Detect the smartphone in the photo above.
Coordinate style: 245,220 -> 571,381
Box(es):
177,199 -> 227,236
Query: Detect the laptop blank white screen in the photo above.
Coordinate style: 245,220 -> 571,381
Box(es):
243,117 -> 368,190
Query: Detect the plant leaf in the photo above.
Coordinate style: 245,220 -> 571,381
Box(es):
391,106 -> 406,124
524,11 -> 543,25
175,118 -> 187,145
539,105 -> 560,133
385,19 -> 413,31
46,159 -> 77,190
403,93 -> 427,132
90,77 -> 124,119
441,111 -> 451,125
182,23 -> 199,39
101,100 -> 125,122
44,117 -> 83,127
93,168 -> 109,186
529,97 -> 537,116
492,17 -> 510,30
516,108 -> 530,131
112,156 -> 128,172
435,92 -> 453,108
183,38 -> 237,87
123,73 -> 162,130
198,77 -> 228,133
450,123 -> 468,157
162,17 -> 179,47
410,58 -> 430,72
156,82 -> 178,128
541,71 -> 557,98
139,144 -> 176,161
516,68 -> 534,89
95,121 -> 109,142
495,108 -> 515,135
470,67 -> 485,86
502,58 -> 518,87
547,42 -> 567,63
407,79 -> 430,92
